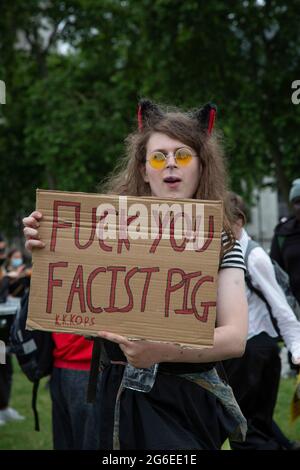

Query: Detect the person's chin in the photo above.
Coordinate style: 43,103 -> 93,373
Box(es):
153,185 -> 189,199
164,190 -> 182,199
168,190 -> 193,199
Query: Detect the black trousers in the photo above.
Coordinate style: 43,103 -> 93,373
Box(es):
223,332 -> 282,450
0,317 -> 13,410
0,354 -> 13,409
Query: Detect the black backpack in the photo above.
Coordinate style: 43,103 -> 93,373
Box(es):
9,290 -> 54,430
9,290 -> 105,427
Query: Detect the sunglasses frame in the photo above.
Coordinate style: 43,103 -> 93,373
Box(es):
147,147 -> 196,170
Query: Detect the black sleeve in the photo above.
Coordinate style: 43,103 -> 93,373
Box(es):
0,275 -> 10,303
270,234 -> 284,269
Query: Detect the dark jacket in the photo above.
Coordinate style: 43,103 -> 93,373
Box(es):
0,273 -> 9,303
270,216 -> 300,303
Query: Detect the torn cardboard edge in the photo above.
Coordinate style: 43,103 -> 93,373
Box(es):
26,318 -> 213,349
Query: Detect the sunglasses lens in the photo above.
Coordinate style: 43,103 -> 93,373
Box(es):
149,152 -> 166,169
175,148 -> 193,166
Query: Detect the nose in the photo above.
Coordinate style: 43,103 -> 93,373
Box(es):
165,152 -> 178,168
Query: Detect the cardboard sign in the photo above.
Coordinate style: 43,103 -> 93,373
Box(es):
27,189 -> 223,348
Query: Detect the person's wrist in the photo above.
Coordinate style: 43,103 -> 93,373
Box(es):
155,342 -> 182,363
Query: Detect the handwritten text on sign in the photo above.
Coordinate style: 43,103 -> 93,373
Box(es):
27,190 -> 223,348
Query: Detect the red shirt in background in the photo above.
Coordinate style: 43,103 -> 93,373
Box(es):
52,333 -> 93,370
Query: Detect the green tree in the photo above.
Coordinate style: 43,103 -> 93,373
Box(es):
0,0 -> 299,236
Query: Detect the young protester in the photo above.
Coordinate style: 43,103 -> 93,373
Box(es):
3,248 -> 31,298
224,192 -> 300,450
23,99 -> 248,450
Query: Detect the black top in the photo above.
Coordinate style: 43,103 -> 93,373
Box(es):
270,216 -> 300,303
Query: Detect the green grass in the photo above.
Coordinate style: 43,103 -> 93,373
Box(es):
0,358 -> 299,449
222,373 -> 300,450
0,358 -> 52,449
274,374 -> 300,441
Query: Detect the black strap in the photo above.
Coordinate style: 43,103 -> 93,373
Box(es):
244,239 -> 260,266
86,338 -> 102,403
32,380 -> 40,431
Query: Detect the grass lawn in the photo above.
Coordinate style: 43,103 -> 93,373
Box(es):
274,374 -> 300,441
0,358 -> 52,449
0,358 -> 299,450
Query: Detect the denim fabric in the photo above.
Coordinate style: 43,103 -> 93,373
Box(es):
181,368 -> 247,442
50,367 -> 101,450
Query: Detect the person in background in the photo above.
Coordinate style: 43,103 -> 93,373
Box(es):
4,248 -> 31,298
0,240 -> 25,425
0,233 -> 8,302
224,192 -> 300,450
271,178 -> 300,437
271,178 -> 300,305
0,233 -> 6,268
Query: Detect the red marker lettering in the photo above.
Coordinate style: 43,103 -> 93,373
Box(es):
46,262 -> 68,313
50,201 -> 79,252
105,266 -> 126,313
66,265 -> 86,313
86,267 -> 106,313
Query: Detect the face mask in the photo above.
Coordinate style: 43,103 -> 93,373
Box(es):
0,258 -> 6,266
11,258 -> 23,268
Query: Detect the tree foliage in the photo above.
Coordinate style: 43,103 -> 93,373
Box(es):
0,0 -> 299,236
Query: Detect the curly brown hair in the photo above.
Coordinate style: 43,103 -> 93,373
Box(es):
100,105 -> 235,251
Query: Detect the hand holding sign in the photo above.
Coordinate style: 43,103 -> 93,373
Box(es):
98,331 -> 169,368
23,211 -> 46,251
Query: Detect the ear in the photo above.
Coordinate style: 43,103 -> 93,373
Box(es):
193,102 -> 217,134
137,99 -> 164,131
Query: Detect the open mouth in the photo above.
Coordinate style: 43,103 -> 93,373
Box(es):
163,176 -> 182,184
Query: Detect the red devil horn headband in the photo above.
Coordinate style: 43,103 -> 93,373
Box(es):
137,105 -> 143,130
207,105 -> 217,135
137,99 -> 217,134
193,103 -> 217,135
137,99 -> 164,131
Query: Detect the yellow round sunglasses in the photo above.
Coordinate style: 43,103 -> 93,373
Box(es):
147,147 -> 196,170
